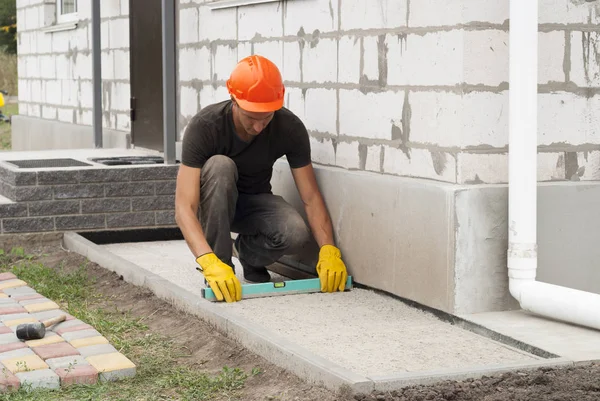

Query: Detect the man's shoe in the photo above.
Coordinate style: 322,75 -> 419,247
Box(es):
233,237 -> 271,283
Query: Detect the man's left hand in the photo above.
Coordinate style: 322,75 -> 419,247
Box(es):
316,245 -> 348,293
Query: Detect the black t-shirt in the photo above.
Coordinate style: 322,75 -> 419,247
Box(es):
181,100 -> 311,194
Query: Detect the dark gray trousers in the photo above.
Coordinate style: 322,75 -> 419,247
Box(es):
199,155 -> 311,269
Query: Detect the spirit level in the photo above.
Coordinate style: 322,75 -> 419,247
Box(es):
201,276 -> 353,302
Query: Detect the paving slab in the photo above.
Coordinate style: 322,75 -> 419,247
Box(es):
55,364 -> 98,386
15,368 -> 60,390
459,310 -> 600,362
0,272 -> 136,392
64,233 -> 574,393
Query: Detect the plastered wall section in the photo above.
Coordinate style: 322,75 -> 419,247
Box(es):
179,0 -> 600,184
16,0 -> 130,133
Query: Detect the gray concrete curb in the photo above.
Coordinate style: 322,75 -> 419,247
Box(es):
62,232 -> 577,394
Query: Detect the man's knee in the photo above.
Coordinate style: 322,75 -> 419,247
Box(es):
272,212 -> 310,251
201,155 -> 238,191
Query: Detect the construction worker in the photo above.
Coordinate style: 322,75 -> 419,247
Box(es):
175,55 -> 348,303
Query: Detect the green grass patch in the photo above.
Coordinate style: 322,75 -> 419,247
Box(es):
0,102 -> 17,150
0,247 -> 260,400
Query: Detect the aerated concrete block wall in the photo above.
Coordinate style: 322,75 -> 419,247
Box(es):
178,0 -> 600,184
15,0 -> 130,134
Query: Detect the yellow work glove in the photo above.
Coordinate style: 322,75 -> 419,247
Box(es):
316,245 -> 348,293
196,253 -> 242,303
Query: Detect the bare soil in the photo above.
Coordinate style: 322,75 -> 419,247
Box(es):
16,242 -> 600,401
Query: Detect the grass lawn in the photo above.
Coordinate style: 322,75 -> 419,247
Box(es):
0,103 -> 17,150
0,247 -> 259,400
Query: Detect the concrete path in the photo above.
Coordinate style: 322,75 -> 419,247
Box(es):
94,240 -> 561,381
460,310 -> 600,362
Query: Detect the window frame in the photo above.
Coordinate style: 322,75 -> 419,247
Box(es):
56,0 -> 78,24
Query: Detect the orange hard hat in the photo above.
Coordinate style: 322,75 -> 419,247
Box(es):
226,55 -> 285,113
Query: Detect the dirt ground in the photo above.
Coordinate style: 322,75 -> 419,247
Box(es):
14,241 -> 600,401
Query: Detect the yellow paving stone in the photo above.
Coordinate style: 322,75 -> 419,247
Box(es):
4,317 -> 37,327
0,280 -> 27,290
71,336 -> 109,348
24,301 -> 60,313
0,293 -> 7,298
86,352 -> 136,373
26,334 -> 65,348
2,354 -> 48,373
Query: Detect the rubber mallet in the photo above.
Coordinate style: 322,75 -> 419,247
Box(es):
16,314 -> 67,341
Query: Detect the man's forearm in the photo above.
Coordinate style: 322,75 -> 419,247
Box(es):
304,195 -> 335,248
175,206 -> 213,258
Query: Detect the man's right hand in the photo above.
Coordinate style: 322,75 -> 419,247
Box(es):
196,253 -> 242,303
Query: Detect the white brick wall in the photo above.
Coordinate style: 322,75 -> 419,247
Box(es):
409,0 -> 508,27
336,141 -> 361,169
180,86 -> 199,118
302,38 -> 337,83
284,0 -> 338,35
362,36 -> 380,83
383,147 -> 456,183
238,2 -> 282,41
539,0 -> 600,24
341,0 -> 408,30
179,47 -> 211,82
213,45 -> 239,82
338,36 -> 361,84
387,31 -> 464,86
365,145 -> 382,172
339,90 -> 404,140
570,31 -> 600,87
456,152 -> 566,184
463,30 -> 508,86
282,41 -> 302,82
539,31 -> 566,84
179,8 -> 199,44
286,87 -> 337,135
309,136 -> 336,165
538,93 -> 600,146
198,7 -> 236,41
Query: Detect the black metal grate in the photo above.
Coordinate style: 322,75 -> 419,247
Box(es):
5,158 -> 93,169
90,156 -> 167,166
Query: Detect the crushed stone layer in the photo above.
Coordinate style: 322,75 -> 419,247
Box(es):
0,273 -> 136,392
102,240 -> 542,378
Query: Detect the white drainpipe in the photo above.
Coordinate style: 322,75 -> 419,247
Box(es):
508,0 -> 600,330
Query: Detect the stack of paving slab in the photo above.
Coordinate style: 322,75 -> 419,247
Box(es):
0,272 -> 136,392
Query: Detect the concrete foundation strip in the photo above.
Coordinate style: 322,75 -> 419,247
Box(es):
62,232 -> 576,394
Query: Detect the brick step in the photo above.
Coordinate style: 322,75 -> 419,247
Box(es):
0,163 -> 179,234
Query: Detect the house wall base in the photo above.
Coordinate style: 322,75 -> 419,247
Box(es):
11,116 -> 131,151
270,161 -> 600,315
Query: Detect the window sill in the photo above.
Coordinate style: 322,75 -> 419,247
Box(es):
208,0 -> 280,10
41,21 -> 78,33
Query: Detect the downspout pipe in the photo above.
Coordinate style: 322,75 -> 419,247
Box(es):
91,0 -> 102,148
508,0 -> 600,330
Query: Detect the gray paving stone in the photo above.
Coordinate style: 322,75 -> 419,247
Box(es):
0,332 -> 19,345
0,298 -> 19,305
0,348 -> 34,361
98,367 -> 136,382
16,368 -> 60,390
49,319 -> 86,333
60,329 -> 101,342
0,313 -> 32,321
3,286 -> 36,296
46,355 -> 89,370
31,309 -> 70,321
77,344 -> 117,358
